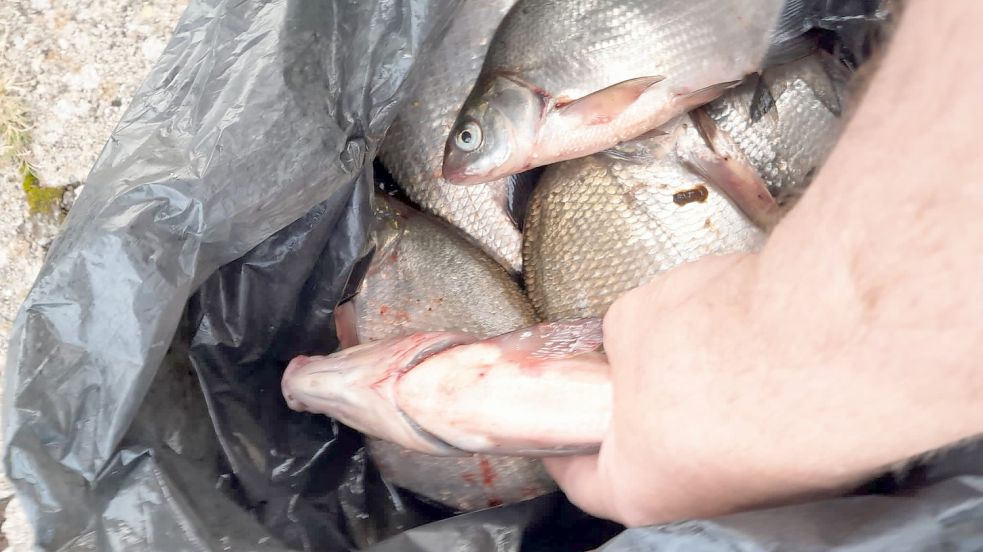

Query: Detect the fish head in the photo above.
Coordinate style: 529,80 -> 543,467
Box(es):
281,341 -> 409,426
281,332 -> 479,455
442,75 -> 542,185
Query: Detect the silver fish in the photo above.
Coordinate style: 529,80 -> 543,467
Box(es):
685,51 -> 853,228
379,0 -> 524,275
285,52 -> 865,465
523,116 -> 766,320
523,52 -> 853,319
324,194 -> 554,511
441,0 -> 811,185
283,318 -> 611,457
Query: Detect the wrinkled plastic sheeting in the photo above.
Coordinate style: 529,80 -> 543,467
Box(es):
1,0 -> 470,548
596,454 -> 983,552
360,440 -> 983,552
5,0 -> 983,550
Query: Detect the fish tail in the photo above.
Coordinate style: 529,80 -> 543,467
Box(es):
766,0 -> 892,68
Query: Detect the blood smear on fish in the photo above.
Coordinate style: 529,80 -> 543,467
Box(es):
479,456 -> 497,486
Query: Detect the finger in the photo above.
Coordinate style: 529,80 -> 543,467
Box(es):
542,454 -> 619,523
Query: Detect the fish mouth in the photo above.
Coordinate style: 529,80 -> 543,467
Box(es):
282,354 -> 332,412
281,352 -> 370,413
443,166 -> 508,187
441,160 -> 484,185
441,146 -> 498,185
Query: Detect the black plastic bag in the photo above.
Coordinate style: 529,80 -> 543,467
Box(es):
6,0 -> 983,550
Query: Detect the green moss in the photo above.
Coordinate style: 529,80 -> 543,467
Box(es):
2,82 -> 67,219
20,162 -> 64,217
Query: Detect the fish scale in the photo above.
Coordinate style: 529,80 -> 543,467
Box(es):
378,0 -> 522,275
484,0 -> 761,95
346,193 -> 553,512
699,52 -> 851,207
443,0 -> 793,185
523,52 -> 854,321
523,117 -> 766,321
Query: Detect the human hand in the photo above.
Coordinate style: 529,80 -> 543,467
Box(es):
544,251 -> 887,526
544,0 -> 983,526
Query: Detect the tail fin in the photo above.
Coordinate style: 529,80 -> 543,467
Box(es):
765,0 -> 894,69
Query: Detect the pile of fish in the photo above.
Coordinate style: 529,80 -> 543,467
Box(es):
281,0 -> 892,511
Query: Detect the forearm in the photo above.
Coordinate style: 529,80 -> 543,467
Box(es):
598,0 -> 983,521
753,0 -> 983,474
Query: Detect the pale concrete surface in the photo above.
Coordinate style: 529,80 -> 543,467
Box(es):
0,1 -> 188,549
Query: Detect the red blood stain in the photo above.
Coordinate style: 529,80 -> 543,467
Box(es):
487,498 -> 503,508
379,304 -> 410,323
461,472 -> 477,485
478,457 -> 496,487
370,363 -> 401,389
389,251 -> 399,262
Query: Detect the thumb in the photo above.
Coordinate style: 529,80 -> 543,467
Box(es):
542,453 -> 619,522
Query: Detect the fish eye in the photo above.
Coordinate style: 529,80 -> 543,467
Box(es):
454,122 -> 482,152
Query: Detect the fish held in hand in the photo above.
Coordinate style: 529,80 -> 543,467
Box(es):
442,0 -> 834,185
328,192 -> 554,510
281,318 -> 612,457
283,333 -> 478,456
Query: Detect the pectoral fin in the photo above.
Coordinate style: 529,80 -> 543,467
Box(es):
558,76 -> 666,126
672,80 -> 743,112
333,301 -> 360,349
686,109 -> 783,230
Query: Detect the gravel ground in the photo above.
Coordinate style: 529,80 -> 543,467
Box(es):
0,1 -> 188,549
